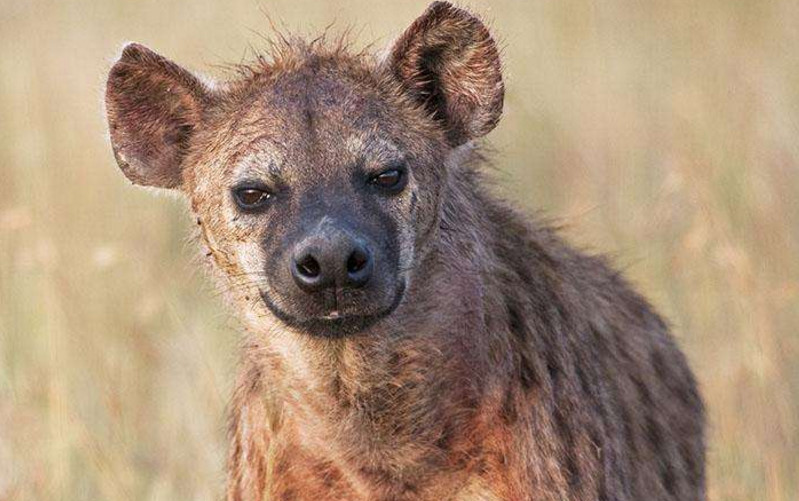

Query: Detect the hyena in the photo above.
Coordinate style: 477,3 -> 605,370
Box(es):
105,2 -> 705,500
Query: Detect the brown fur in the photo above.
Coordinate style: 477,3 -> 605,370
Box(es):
105,3 -> 705,500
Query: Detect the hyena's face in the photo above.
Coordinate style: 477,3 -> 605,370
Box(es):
105,2 -> 503,336
186,68 -> 446,335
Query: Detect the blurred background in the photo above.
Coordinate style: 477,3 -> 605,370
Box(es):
1,0 -> 798,499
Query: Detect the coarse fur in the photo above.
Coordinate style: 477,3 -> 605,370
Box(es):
104,2 -> 705,500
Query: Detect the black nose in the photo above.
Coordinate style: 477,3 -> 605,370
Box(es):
290,232 -> 374,293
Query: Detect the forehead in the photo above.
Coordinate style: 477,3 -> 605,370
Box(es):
218,61 -> 404,181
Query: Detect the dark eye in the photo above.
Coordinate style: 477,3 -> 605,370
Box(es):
369,168 -> 406,192
233,187 -> 271,210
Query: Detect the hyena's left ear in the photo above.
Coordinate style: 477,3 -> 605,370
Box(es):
386,1 -> 504,146
105,43 -> 212,189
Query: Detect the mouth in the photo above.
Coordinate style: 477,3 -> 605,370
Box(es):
258,281 -> 406,337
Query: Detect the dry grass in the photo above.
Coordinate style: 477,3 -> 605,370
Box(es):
1,0 -> 797,499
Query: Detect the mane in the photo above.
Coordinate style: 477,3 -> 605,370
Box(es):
223,27 -> 379,84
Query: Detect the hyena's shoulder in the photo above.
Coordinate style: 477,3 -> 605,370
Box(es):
478,196 -> 705,498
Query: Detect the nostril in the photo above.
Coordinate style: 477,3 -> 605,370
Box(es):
345,246 -> 373,289
347,248 -> 369,274
296,254 -> 321,278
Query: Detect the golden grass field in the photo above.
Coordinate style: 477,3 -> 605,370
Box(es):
1,0 -> 798,499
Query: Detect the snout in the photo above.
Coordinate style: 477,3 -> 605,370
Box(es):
290,230 -> 374,292
258,216 -> 404,336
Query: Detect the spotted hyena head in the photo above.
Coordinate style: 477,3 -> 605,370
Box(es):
105,2 -> 503,336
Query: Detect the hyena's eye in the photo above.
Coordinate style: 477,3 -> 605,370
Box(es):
233,186 -> 272,211
369,167 -> 407,193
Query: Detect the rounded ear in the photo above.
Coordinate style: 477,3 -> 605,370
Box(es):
105,43 -> 211,189
386,1 -> 504,146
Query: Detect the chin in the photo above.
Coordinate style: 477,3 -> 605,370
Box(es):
258,282 -> 406,338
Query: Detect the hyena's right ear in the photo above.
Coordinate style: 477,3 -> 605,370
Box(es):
105,43 -> 212,189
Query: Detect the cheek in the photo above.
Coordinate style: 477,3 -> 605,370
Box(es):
218,217 -> 272,285
234,240 -> 265,277
407,179 -> 441,253
384,183 -> 422,274
397,195 -> 418,271
193,189 -> 265,279
400,152 -> 446,252
200,223 -> 262,289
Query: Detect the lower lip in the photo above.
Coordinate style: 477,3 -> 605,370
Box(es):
258,279 -> 405,335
